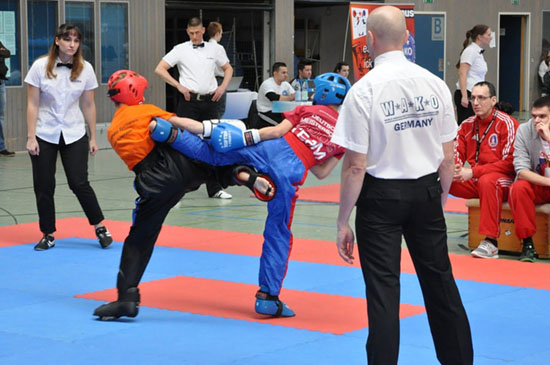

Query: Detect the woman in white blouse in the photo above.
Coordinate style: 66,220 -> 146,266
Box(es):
454,24 -> 492,125
25,24 -> 112,251
539,50 -> 550,96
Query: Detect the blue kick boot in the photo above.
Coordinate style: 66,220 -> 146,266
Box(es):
255,289 -> 295,317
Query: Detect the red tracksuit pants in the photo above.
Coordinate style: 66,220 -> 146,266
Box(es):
449,172 -> 512,238
509,179 -> 550,240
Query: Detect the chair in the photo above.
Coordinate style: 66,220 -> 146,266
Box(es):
247,100 -> 281,129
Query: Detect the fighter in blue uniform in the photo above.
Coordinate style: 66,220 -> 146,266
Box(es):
150,73 -> 351,317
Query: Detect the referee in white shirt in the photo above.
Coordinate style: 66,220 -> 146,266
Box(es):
25,24 -> 112,251
332,7 -> 473,364
454,24 -> 492,125
155,17 -> 233,199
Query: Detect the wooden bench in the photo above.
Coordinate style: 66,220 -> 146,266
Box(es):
466,198 -> 550,258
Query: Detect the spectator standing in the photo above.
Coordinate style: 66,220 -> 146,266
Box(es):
455,24 -> 492,125
155,17 -> 233,199
255,62 -> 295,127
0,41 -> 14,156
539,50 -> 550,96
450,81 -> 519,259
538,50 -> 550,84
24,24 -> 112,251
332,6 -> 473,364
207,21 -> 228,119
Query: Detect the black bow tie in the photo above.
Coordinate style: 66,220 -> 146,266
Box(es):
192,43 -> 205,49
479,49 -> 485,54
57,62 -> 73,69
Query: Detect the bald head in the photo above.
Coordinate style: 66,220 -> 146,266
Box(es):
367,6 -> 407,51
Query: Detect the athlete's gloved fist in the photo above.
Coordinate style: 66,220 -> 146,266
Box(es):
211,122 -> 261,152
202,119 -> 246,138
150,117 -> 180,143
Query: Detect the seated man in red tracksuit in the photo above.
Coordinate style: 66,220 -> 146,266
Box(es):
150,73 -> 351,317
509,96 -> 550,262
450,81 -> 519,259
93,70 -> 272,320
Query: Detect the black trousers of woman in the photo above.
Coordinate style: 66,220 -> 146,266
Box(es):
453,89 -> 474,125
30,134 -> 104,234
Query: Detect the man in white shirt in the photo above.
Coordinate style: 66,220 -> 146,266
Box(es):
255,62 -> 295,128
155,17 -> 233,199
332,6 -> 473,364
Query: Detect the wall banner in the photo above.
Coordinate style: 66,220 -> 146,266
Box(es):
349,3 -> 415,82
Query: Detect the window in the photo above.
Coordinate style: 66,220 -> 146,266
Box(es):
66,1 -> 95,67
0,0 -> 21,85
28,0 -> 57,69
100,2 -> 128,83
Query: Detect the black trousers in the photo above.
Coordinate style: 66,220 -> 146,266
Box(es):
116,145 -> 235,294
215,76 -> 227,119
30,134 -> 104,234
355,173 -> 473,365
177,92 -> 224,196
453,89 -> 474,125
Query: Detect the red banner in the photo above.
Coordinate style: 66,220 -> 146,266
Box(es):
349,3 -> 415,82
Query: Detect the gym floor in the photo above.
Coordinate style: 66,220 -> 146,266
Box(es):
2,111 -> 549,364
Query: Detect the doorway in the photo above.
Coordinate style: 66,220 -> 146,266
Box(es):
498,13 -> 530,112
415,12 -> 446,81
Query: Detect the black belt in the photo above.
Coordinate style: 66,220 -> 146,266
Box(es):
188,92 -> 212,102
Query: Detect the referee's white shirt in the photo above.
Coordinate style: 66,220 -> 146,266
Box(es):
454,42 -> 487,92
163,41 -> 229,94
331,50 -> 457,179
24,57 -> 98,145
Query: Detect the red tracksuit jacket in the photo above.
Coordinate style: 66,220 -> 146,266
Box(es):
454,108 -> 519,178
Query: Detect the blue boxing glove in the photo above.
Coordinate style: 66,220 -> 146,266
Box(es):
202,119 -> 246,138
150,117 -> 180,143
211,122 -> 261,152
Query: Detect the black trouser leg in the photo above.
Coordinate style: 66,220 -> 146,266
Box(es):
356,195 -> 405,365
453,89 -> 474,125
116,191 -> 183,294
59,134 -> 105,225
177,95 -> 224,196
355,173 -> 473,365
30,137 -> 59,234
403,200 -> 473,365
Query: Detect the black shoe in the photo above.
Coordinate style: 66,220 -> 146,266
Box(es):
94,287 -> 140,320
95,226 -> 113,248
34,234 -> 55,251
519,243 -> 538,263
0,149 -> 15,157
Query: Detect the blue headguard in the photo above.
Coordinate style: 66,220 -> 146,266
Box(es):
313,72 -> 352,105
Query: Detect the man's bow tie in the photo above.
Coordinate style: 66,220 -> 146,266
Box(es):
56,62 -> 73,69
479,49 -> 485,54
193,43 -> 205,49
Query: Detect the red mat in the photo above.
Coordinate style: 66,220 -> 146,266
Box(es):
77,276 -> 425,334
2,218 -> 550,290
297,184 -> 468,214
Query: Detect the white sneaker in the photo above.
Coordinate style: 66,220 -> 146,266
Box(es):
471,240 -> 499,259
211,190 -> 232,199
